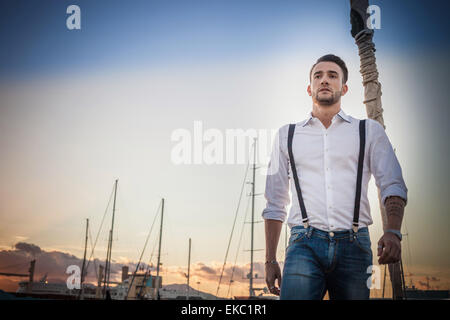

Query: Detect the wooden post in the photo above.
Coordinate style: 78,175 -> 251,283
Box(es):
350,0 -> 405,299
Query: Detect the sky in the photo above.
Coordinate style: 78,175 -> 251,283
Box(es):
0,0 -> 449,298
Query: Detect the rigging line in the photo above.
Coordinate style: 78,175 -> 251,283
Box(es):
216,158 -> 251,297
404,219 -> 413,266
114,187 -> 133,242
402,219 -> 413,285
85,183 -> 115,274
146,235 -> 159,272
87,225 -> 98,281
126,199 -> 162,299
143,223 -> 160,276
226,193 -> 252,299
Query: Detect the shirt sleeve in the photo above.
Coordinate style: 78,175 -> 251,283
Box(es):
261,125 -> 291,222
368,119 -> 408,206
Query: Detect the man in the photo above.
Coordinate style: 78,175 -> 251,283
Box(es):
262,54 -> 407,300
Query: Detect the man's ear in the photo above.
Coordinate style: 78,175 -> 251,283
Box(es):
307,84 -> 312,96
341,84 -> 348,96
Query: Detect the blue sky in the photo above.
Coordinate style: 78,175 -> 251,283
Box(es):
1,0 -> 449,79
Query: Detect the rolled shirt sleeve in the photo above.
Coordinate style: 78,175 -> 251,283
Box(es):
368,119 -> 408,206
262,126 -> 290,222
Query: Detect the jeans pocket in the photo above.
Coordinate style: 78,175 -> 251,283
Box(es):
355,235 -> 372,256
288,231 -> 307,247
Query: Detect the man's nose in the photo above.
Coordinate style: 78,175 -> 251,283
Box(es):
321,77 -> 329,85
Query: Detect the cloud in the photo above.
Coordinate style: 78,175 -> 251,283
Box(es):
196,263 -> 216,275
0,243 -> 266,297
14,242 -> 42,256
0,242 -> 153,292
188,261 -> 266,285
430,277 -> 440,281
158,261 -> 268,297
14,236 -> 29,242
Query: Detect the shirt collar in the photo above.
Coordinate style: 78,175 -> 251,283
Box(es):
301,113 -> 314,127
337,109 -> 351,123
302,109 -> 351,127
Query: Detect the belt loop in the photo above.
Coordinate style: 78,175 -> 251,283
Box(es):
350,225 -> 357,242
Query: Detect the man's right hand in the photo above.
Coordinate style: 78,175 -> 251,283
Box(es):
265,262 -> 282,296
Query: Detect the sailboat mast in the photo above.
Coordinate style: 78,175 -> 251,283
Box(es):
249,138 -> 256,297
103,179 -> 118,297
187,238 -> 191,300
156,198 -> 164,299
79,218 -> 89,299
103,231 -> 111,296
81,219 -> 89,283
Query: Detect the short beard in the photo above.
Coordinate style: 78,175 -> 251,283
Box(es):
314,89 -> 342,106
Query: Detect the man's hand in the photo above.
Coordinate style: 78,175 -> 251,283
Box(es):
264,219 -> 283,295
377,232 -> 401,264
265,262 -> 282,296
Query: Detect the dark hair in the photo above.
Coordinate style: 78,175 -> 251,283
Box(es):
309,54 -> 348,84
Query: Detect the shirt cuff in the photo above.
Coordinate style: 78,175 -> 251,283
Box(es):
381,185 -> 408,206
261,209 -> 286,223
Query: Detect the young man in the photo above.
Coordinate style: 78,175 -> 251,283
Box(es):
262,54 -> 407,300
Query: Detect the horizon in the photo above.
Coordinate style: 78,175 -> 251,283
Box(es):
1,239 -> 448,298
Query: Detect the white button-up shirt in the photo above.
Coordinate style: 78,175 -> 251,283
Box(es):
262,109 -> 408,231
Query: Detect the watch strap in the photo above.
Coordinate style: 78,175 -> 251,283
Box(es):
386,229 -> 402,241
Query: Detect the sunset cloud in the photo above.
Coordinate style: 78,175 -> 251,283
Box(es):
0,242 -> 147,291
0,242 -> 266,297
1,242 -> 448,298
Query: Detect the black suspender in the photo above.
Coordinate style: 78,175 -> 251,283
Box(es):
287,124 -> 309,228
353,120 -> 366,232
287,119 -> 366,232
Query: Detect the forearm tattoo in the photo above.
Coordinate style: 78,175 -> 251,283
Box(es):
385,196 -> 405,219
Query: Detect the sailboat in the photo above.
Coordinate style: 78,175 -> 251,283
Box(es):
13,180 -> 163,300
217,138 -> 276,300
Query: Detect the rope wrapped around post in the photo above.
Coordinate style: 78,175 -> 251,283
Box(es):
355,29 -> 385,128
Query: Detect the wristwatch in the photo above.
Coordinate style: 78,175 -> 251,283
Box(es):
265,260 -> 278,265
385,229 -> 402,241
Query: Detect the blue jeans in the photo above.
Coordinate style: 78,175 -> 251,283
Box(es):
280,226 -> 373,300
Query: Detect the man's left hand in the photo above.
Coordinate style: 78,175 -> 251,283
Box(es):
377,232 -> 401,264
